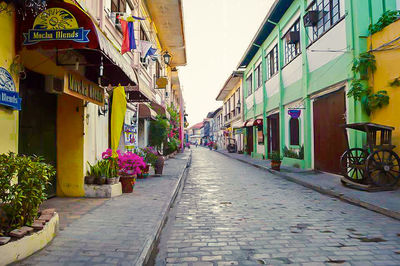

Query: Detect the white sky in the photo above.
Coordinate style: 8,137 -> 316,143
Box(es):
180,0 -> 274,126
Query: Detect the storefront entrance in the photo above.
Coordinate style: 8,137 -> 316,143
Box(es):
19,70 -> 57,197
313,89 -> 347,174
267,113 -> 280,156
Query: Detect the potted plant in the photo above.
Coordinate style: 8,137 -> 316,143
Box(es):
269,151 -> 283,171
141,147 -> 158,178
118,151 -> 146,193
149,115 -> 169,175
85,163 -> 96,184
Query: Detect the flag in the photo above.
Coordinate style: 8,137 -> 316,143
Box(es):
138,40 -> 152,58
119,18 -> 136,54
145,47 -> 157,59
111,85 -> 127,157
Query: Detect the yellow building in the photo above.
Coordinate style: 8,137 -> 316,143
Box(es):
0,6 -> 19,154
370,20 -> 400,155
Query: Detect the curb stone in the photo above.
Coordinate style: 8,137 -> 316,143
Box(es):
134,150 -> 192,266
216,150 -> 400,221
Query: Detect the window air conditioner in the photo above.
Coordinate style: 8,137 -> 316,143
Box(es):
45,75 -> 64,94
286,31 -> 300,44
303,10 -> 319,27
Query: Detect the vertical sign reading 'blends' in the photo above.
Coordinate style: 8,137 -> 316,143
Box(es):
64,73 -> 104,106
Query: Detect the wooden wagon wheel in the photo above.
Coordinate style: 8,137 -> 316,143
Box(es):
340,148 -> 367,183
366,149 -> 400,187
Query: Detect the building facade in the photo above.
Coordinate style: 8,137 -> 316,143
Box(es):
239,0 -> 399,174
216,71 -> 244,151
0,0 -> 186,197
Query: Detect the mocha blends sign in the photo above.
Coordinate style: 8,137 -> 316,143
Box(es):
64,73 -> 104,106
23,8 -> 90,45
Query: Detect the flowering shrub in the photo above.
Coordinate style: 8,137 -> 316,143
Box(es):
141,147 -> 158,166
118,151 -> 146,176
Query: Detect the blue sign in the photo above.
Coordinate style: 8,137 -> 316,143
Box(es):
0,89 -> 22,110
0,67 -> 21,110
23,28 -> 90,45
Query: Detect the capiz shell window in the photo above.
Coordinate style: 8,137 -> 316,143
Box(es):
246,74 -> 253,96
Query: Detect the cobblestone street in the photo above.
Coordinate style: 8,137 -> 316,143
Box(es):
155,148 -> 400,266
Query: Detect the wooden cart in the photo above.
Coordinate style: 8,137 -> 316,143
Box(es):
340,123 -> 400,191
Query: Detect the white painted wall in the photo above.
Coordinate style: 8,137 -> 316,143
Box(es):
265,73 -> 280,97
255,87 -> 263,104
398,0 -> 400,9
282,55 -> 302,87
307,19 -> 347,72
84,102 -> 109,174
246,95 -> 254,110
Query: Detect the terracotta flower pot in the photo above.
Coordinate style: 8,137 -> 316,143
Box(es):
155,156 -> 165,175
95,176 -> 106,185
271,161 -> 281,171
120,175 -> 136,193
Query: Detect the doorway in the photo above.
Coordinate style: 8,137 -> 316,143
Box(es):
19,70 -> 58,197
246,127 -> 253,155
267,113 -> 280,156
313,88 -> 347,174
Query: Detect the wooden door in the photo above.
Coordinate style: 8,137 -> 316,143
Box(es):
313,89 -> 347,174
19,71 -> 58,197
246,127 -> 253,154
267,113 -> 280,156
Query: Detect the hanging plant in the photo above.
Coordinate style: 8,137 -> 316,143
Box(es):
389,77 -> 400,87
347,52 -> 391,115
369,10 -> 400,35
0,0 -> 47,19
9,55 -> 26,80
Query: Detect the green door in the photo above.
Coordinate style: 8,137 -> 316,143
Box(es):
18,71 -> 58,197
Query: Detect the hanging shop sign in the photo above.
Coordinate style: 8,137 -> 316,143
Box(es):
156,77 -> 168,89
124,124 -> 137,149
64,72 -> 104,106
288,109 -> 301,119
23,8 -> 90,45
0,68 -> 21,110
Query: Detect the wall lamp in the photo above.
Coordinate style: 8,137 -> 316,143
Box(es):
163,51 -> 172,66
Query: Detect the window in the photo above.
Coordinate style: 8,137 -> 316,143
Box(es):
266,45 -> 279,80
289,118 -> 300,146
236,89 -> 241,114
283,19 -> 301,65
140,26 -> 149,41
155,60 -> 161,79
254,64 -> 262,89
309,0 -> 341,41
111,0 -> 126,12
246,74 -> 253,96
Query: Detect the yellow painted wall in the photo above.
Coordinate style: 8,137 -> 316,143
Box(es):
57,94 -> 85,197
370,20 -> 400,154
0,9 -> 19,153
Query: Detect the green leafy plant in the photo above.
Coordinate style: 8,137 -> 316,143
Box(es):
0,152 -> 55,234
149,115 -> 169,153
369,10 -> 400,34
283,146 -> 304,160
269,151 -> 282,162
389,77 -> 400,87
347,52 -> 390,114
352,52 -> 376,79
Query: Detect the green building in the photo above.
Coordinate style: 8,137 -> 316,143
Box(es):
238,0 -> 399,174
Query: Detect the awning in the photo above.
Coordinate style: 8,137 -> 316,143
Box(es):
19,1 -> 138,87
125,85 -> 151,103
151,102 -> 170,120
139,104 -> 157,120
244,119 -> 255,127
253,119 -> 263,126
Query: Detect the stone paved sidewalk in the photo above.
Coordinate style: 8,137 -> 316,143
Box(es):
17,150 -> 191,266
216,149 -> 400,220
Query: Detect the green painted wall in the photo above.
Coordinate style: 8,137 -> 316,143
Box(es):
241,0 -> 396,168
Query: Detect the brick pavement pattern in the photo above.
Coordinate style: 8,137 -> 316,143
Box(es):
17,151 -> 190,266
156,148 -> 400,266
